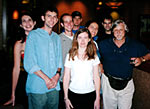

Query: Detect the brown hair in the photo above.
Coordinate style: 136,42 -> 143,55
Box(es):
69,28 -> 97,60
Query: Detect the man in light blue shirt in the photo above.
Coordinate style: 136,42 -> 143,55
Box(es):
24,6 -> 62,109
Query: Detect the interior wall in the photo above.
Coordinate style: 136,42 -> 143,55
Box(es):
124,1 -> 150,39
0,0 -> 2,50
35,0 -> 97,33
56,1 -> 91,33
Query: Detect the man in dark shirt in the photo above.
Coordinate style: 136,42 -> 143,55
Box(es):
98,14 -> 113,42
98,19 -> 150,109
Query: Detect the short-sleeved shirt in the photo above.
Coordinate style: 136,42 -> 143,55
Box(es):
64,54 -> 100,94
98,36 -> 150,79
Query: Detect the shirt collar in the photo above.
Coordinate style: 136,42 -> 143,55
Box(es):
37,28 -> 54,38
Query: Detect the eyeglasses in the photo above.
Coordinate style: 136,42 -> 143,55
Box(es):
103,22 -> 112,25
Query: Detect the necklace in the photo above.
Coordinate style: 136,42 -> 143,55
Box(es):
77,52 -> 86,61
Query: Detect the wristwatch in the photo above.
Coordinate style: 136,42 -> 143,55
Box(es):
141,57 -> 146,62
56,71 -> 61,75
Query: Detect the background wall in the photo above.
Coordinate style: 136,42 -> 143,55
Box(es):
123,0 -> 150,49
0,0 -> 2,50
2,0 -> 150,50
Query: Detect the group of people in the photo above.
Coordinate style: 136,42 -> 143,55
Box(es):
4,5 -> 150,109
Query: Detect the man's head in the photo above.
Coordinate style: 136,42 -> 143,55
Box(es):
41,6 -> 58,28
60,13 -> 73,32
112,19 -> 129,40
71,11 -> 82,27
102,15 -> 113,33
41,6 -> 58,17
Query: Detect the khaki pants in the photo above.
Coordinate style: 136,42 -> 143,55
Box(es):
102,73 -> 135,109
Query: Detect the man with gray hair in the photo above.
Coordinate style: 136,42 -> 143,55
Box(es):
98,19 -> 150,109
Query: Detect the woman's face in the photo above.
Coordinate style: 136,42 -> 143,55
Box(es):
77,32 -> 90,48
20,15 -> 35,32
88,22 -> 99,37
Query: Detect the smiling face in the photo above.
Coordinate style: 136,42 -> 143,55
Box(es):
61,15 -> 73,32
42,11 -> 58,29
77,32 -> 90,49
113,23 -> 126,41
88,22 -> 99,37
20,15 -> 36,33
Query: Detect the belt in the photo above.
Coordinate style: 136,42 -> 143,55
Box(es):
104,72 -> 132,81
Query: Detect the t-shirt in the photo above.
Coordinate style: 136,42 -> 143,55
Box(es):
64,54 -> 100,94
72,26 -> 85,34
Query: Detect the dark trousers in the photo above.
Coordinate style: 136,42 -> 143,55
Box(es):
59,82 -> 65,109
68,90 -> 96,109
15,71 -> 28,109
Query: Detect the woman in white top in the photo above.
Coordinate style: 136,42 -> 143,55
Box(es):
63,28 -> 100,109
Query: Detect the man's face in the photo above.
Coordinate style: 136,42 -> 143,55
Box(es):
113,23 -> 126,40
61,16 -> 73,32
73,16 -> 82,26
43,11 -> 58,28
102,19 -> 112,31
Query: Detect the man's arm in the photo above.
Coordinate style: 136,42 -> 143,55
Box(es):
51,68 -> 61,88
24,32 -> 41,74
50,35 -> 63,87
141,53 -> 150,62
131,53 -> 150,66
34,70 -> 55,89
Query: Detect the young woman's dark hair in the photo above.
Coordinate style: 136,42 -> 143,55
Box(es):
16,27 -> 26,43
18,11 -> 35,24
85,20 -> 99,28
